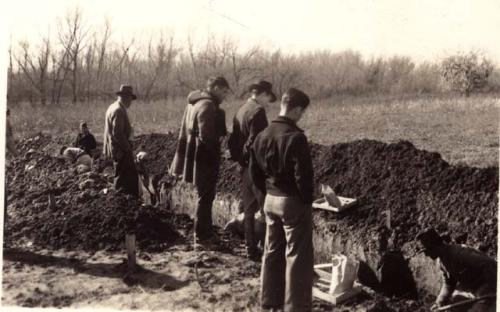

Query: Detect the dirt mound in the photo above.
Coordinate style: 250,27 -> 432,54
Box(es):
133,133 -> 242,196
311,139 -> 498,256
6,134 -> 189,252
133,132 -> 178,176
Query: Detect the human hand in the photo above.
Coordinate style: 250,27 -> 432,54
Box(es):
430,300 -> 444,311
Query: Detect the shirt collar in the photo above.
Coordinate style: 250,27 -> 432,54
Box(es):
247,97 -> 263,107
117,100 -> 126,109
272,116 -> 304,132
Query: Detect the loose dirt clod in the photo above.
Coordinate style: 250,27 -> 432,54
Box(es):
5,134 -> 190,252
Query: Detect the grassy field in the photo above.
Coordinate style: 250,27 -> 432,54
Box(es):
8,94 -> 499,168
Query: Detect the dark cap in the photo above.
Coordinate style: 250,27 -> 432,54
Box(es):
283,88 -> 310,109
416,228 -> 443,248
248,80 -> 277,103
207,76 -> 230,89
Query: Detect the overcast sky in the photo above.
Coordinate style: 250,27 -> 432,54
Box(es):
2,0 -> 500,64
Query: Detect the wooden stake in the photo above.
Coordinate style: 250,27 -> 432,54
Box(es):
385,209 -> 391,230
125,234 -> 136,271
48,193 -> 56,209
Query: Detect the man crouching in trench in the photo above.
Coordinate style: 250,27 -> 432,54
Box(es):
417,228 -> 497,312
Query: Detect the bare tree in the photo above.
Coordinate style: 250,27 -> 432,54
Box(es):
57,7 -> 90,104
83,39 -> 96,102
229,45 -> 262,97
92,17 -> 112,99
14,37 -> 51,106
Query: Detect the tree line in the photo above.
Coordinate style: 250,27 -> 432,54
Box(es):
7,8 -> 500,106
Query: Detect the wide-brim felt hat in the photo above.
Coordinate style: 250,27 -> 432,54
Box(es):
249,80 -> 277,103
116,84 -> 137,100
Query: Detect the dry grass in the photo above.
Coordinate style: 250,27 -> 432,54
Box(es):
9,94 -> 499,167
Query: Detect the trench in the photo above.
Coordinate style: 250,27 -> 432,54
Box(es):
165,184 -> 441,298
136,134 -> 497,301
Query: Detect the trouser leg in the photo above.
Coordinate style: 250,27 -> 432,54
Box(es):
241,167 -> 259,254
261,197 -> 286,309
283,204 -> 314,312
114,153 -> 139,198
194,168 -> 218,239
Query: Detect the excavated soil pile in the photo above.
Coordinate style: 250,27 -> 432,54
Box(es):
6,134 -> 190,252
133,133 -> 241,196
133,132 -> 178,177
128,133 -> 498,257
311,139 -> 498,256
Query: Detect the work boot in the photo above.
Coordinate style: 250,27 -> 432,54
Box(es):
195,230 -> 221,248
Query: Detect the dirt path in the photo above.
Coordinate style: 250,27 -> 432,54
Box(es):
2,239 -> 263,311
2,239 -> 420,311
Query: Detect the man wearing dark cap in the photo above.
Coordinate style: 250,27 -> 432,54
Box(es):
416,228 -> 497,312
170,76 -> 230,243
74,121 -> 97,155
228,80 -> 276,261
103,84 -> 139,197
249,88 -> 314,311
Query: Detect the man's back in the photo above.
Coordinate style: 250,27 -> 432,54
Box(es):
234,99 -> 266,138
103,101 -> 131,159
251,116 -> 314,205
230,98 -> 268,165
439,244 -> 497,292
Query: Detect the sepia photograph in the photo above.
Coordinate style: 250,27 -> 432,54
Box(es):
1,0 -> 499,311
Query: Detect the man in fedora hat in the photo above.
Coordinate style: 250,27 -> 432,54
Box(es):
249,88 -> 314,311
103,84 -> 139,197
170,76 -> 231,244
228,80 -> 276,261
416,228 -> 497,312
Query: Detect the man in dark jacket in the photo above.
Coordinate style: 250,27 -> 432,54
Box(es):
249,88 -> 314,311
170,76 -> 230,243
74,121 -> 97,155
103,84 -> 139,197
417,228 -> 497,312
229,80 -> 276,260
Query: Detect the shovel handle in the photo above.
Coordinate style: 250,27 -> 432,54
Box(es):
436,294 -> 496,311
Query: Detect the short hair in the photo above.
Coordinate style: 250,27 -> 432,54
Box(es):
60,146 -> 67,155
207,76 -> 230,89
282,88 -> 310,110
416,228 -> 444,247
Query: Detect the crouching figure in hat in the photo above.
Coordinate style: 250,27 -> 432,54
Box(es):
416,228 -> 497,312
103,84 -> 139,197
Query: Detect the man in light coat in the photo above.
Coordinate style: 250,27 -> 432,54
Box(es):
170,76 -> 230,243
103,85 -> 139,197
228,80 -> 276,260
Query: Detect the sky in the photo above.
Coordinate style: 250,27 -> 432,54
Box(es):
2,0 -> 500,64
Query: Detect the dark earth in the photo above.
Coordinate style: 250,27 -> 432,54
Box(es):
4,132 -> 498,311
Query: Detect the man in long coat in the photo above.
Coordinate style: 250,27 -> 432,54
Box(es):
170,76 -> 230,242
103,84 -> 139,197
